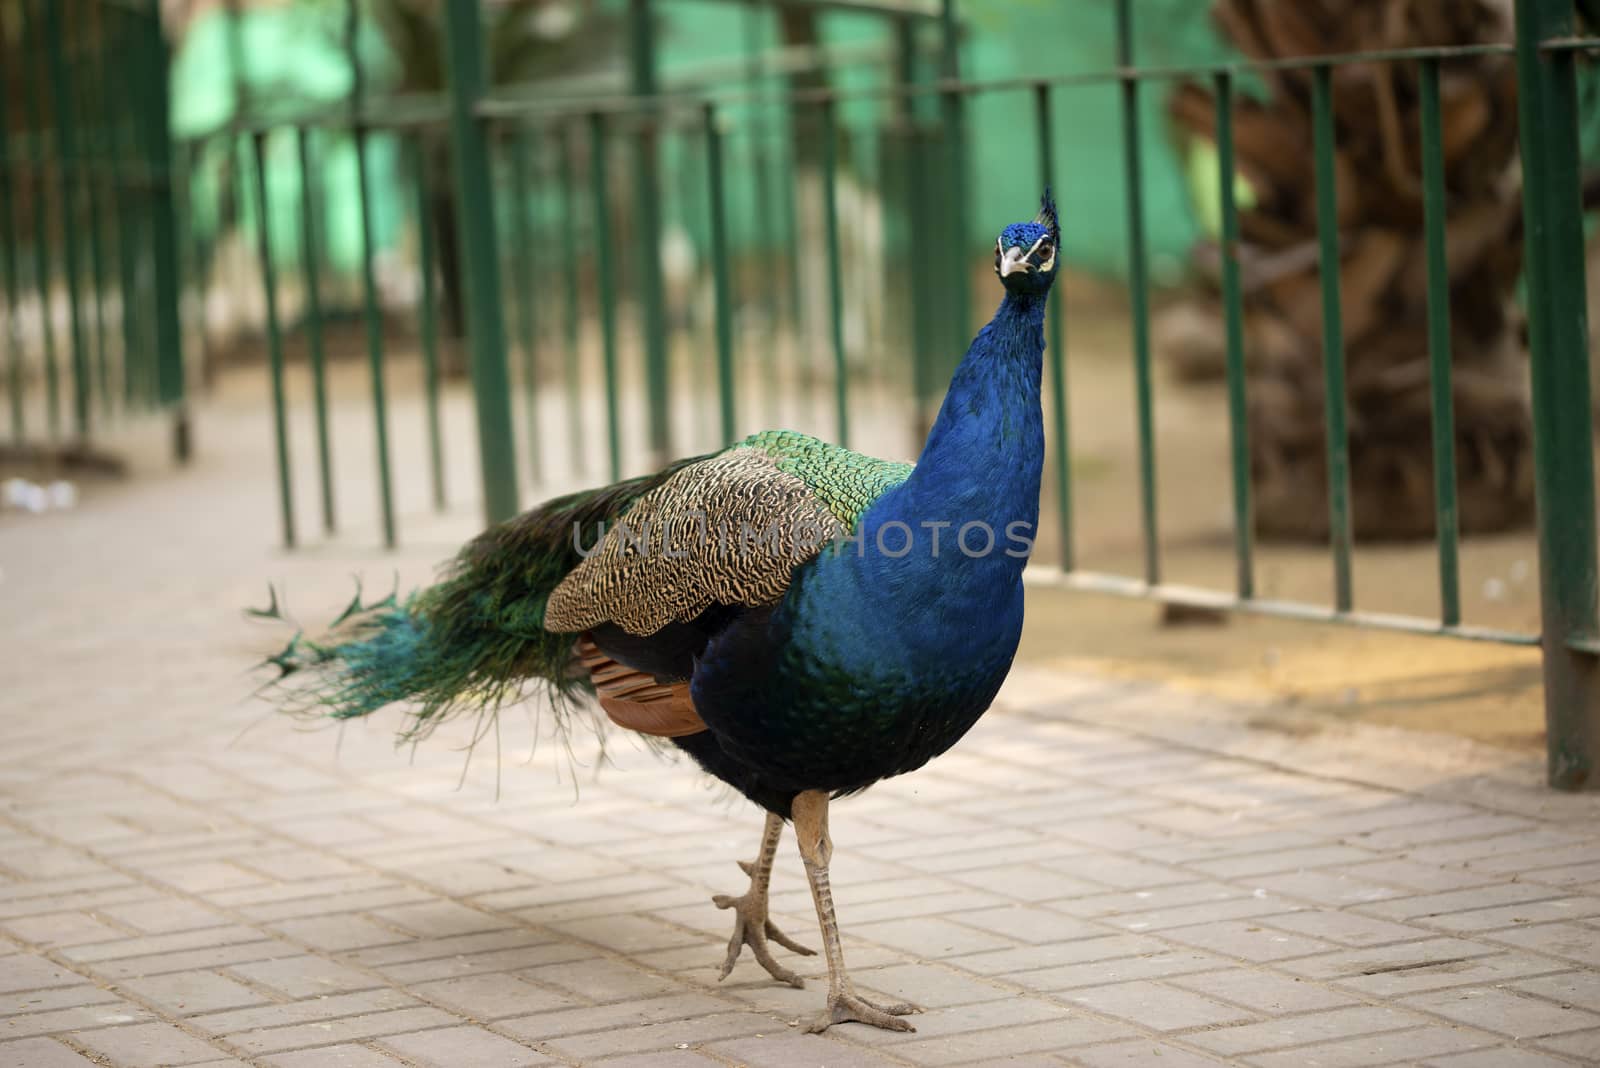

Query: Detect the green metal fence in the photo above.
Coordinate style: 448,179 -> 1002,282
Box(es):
0,0 -> 187,454
7,0 -> 1600,791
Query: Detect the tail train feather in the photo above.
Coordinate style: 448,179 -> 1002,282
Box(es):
253,461 -> 700,738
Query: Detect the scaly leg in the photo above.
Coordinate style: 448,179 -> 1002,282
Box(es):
791,790 -> 923,1033
713,810 -> 816,988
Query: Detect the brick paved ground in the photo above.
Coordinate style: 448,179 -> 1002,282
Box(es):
4,395 -> 1600,1066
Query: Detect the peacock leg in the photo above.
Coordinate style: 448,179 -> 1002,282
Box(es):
791,790 -> 923,1033
713,810 -> 816,988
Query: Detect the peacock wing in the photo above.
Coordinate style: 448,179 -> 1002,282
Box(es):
543,432 -> 912,637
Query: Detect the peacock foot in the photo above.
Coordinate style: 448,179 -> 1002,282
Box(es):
805,990 -> 923,1033
712,860 -> 816,989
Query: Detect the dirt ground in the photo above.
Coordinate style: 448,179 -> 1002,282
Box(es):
3,271 -> 1549,755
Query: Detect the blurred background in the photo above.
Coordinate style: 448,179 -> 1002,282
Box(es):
8,0 -> 1600,765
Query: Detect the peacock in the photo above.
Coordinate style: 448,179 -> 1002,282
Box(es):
259,193 -> 1060,1033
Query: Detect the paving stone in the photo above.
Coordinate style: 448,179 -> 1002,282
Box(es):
1422,1048 -> 1586,1068
70,1022 -> 227,1066
1159,920 -> 1333,962
0,986 -> 121,1018
944,905 -> 1105,944
500,994 -> 735,1042
0,1037 -> 99,1067
1066,1040 -> 1234,1068
369,901 -> 513,939
1329,950 -> 1571,998
1240,1024 -> 1493,1067
1360,883 -> 1563,924
379,943 -> 595,984
1248,870 -> 1409,908
842,994 -> 1066,1046
1509,970 -> 1600,1015
1168,969 -> 1358,1015
261,1045 -> 406,1067
62,926 -> 268,964
226,1008 -> 462,1055
191,989 -> 419,1036
1016,949 -> 1224,992
851,916 -> 1014,958
954,934 -> 1164,977
1529,1028 -> 1600,1060
890,1014 -> 1137,1065
412,973 -> 582,1019
589,1051 -> 724,1067
1428,897 -> 1600,933
1331,859 -> 1501,894
119,972 -> 271,1015
1487,921 -> 1600,965
0,957 -> 84,995
1064,980 -> 1255,1031
708,1032 -> 905,1067
1400,986 -> 1600,1039
0,1001 -> 154,1040
1188,845 -> 1380,880
519,956 -> 681,1002
851,962 -> 1011,1008
1,912 -> 129,949
544,1010 -> 775,1060
268,916 -> 412,953
1255,910 -> 1431,948
226,956 -> 382,998
1186,1006 -> 1432,1056
377,1025 -> 555,1067
1276,937 -> 1501,982
98,900 -> 232,935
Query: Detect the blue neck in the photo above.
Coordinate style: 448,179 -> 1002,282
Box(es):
879,288 -> 1047,556
785,287 -> 1048,676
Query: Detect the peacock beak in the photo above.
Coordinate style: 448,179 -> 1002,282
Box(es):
998,246 -> 1031,278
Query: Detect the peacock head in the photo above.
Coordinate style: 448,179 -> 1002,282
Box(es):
993,191 -> 1060,297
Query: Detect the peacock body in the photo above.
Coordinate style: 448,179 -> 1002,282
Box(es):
260,196 -> 1061,1033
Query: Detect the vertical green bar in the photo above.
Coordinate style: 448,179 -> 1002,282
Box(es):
296,125 -> 336,534
108,4 -> 141,414
251,132 -> 295,550
142,0 -> 185,433
556,124 -> 584,467
1034,82 -> 1073,572
898,19 -> 936,443
938,0 -> 970,357
1116,0 -> 1159,585
704,103 -> 737,445
21,0 -> 59,437
629,0 -> 671,464
820,98 -> 849,448
1515,0 -> 1600,790
1311,65 -> 1353,613
412,137 -> 446,512
1418,59 -> 1460,627
588,112 -> 623,483
347,0 -> 396,547
80,0 -> 111,421
443,0 -> 518,524
1215,72 -> 1253,599
509,129 -> 541,483
43,0 -> 90,440
0,50 -> 22,444
744,6 -> 781,425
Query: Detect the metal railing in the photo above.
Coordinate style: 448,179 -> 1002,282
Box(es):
0,0 -> 186,454
5,0 -> 1600,790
